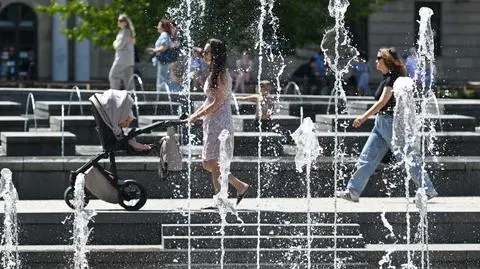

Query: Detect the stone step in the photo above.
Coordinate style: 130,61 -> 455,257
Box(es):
10,245 -> 372,268
315,114 -> 477,132
438,99 -> 480,123
0,116 -> 29,132
287,101 -> 336,120
49,115 -> 98,145
0,131 -> 76,156
232,114 -> 300,132
0,101 -> 21,116
348,99 -> 480,122
10,244 -> 480,268
162,235 -> 364,249
34,101 -> 182,118
70,130 -> 284,157
312,131 -> 480,156
2,156 -> 479,199
161,223 -> 361,237
20,114 -> 50,128
13,209 -> 362,246
3,198 -> 480,246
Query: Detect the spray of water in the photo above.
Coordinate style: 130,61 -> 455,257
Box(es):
254,1 -> 268,268
61,104 -> 65,157
291,117 -> 322,267
392,77 -> 417,268
0,168 -> 19,269
216,129 -> 240,267
231,93 -> 241,115
130,91 -> 140,125
321,0 -> 358,267
24,92 -> 37,132
251,0 -> 286,266
167,1 -> 206,267
414,7 -> 437,269
72,174 -> 96,269
68,86 -> 84,116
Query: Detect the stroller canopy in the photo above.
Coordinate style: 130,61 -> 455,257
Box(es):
89,89 -> 135,140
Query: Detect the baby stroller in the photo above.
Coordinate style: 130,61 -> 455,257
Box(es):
64,89 -> 185,211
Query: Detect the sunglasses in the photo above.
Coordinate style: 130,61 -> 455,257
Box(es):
118,19 -> 126,22
377,56 -> 383,61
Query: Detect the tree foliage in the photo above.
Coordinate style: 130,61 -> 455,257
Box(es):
37,0 -> 390,53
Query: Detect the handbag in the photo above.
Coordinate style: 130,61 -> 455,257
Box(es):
156,47 -> 179,64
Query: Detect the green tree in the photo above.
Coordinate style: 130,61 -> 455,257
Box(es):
36,0 -> 175,50
37,0 -> 390,53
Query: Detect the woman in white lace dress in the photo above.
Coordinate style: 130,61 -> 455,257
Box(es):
189,39 -> 250,204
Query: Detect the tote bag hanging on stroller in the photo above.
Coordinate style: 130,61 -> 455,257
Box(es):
158,126 -> 183,179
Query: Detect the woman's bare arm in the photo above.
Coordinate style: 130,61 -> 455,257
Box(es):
353,86 -> 393,128
235,94 -> 259,102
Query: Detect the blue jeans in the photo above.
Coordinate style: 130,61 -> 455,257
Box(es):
346,115 -> 436,197
156,63 -> 171,92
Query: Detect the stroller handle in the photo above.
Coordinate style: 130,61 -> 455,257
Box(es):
129,119 -> 187,137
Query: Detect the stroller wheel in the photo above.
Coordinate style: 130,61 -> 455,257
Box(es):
118,180 -> 147,211
64,187 -> 90,210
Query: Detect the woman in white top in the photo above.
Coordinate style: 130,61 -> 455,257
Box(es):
108,14 -> 135,90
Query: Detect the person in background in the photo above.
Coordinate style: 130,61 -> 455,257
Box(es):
190,47 -> 208,91
109,14 -> 135,90
147,19 -> 174,92
335,47 -> 438,202
290,57 -> 318,95
188,38 -> 250,205
235,80 -> 275,131
17,51 -> 30,80
350,52 -> 371,96
405,47 -> 436,90
234,51 -> 253,93
6,46 -> 17,81
314,49 -> 331,95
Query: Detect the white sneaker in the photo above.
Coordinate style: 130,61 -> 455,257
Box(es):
335,190 -> 359,203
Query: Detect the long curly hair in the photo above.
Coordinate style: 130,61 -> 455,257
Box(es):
207,38 -> 227,90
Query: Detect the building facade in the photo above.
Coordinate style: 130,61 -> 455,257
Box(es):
367,0 -> 480,83
0,0 -> 479,84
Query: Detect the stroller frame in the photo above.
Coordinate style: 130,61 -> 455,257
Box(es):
64,94 -> 184,211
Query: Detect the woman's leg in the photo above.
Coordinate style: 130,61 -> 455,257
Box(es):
156,63 -> 163,92
157,63 -> 170,92
162,63 -> 171,91
380,115 -> 437,197
109,61 -> 122,90
203,160 -> 221,194
404,153 -> 437,196
228,174 -> 249,194
203,159 -> 249,195
235,72 -> 245,93
346,126 -> 390,197
123,65 -> 134,91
